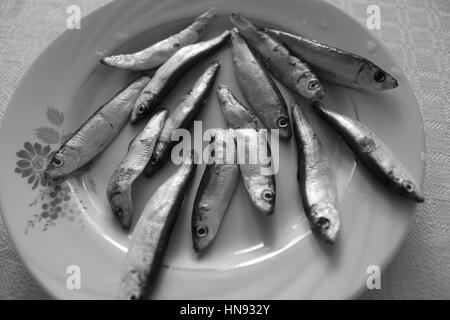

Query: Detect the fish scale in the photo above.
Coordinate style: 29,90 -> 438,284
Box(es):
230,29 -> 291,139
264,28 -> 398,90
102,9 -> 216,71
217,86 -> 276,216
235,128 -> 276,216
314,103 -> 423,202
144,61 -> 221,177
130,32 -> 229,123
192,129 -> 239,253
230,13 -> 324,101
120,152 -> 196,300
107,109 -> 167,230
291,101 -> 340,244
44,75 -> 151,180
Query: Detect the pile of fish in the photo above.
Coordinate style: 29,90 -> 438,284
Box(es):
43,10 -> 424,299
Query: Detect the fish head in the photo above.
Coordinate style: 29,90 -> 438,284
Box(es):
108,190 -> 133,230
44,146 -> 80,180
273,115 -> 292,140
192,206 -> 219,253
398,180 -> 424,203
357,63 -> 398,90
254,187 -> 275,215
119,269 -> 145,300
310,201 -> 340,244
130,101 -> 149,124
298,74 -> 324,101
144,142 -> 166,177
390,171 -> 424,203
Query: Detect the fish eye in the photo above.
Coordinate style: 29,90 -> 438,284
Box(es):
129,294 -> 138,300
51,156 -> 64,167
277,117 -> 289,128
113,207 -> 124,217
137,104 -> 146,114
150,155 -> 158,165
317,217 -> 330,230
373,70 -> 386,83
403,181 -> 414,193
308,80 -> 320,90
262,190 -> 274,202
195,226 -> 208,238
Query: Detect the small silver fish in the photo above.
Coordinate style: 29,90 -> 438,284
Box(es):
144,61 -> 220,177
192,129 -> 239,252
264,28 -> 398,90
102,10 -> 216,71
216,85 -> 264,130
131,31 -> 230,123
230,29 -> 291,139
314,102 -> 423,202
119,151 -> 197,300
235,128 -> 276,216
107,109 -> 167,230
230,13 -> 323,101
45,76 -> 151,180
292,102 -> 340,244
217,86 -> 275,215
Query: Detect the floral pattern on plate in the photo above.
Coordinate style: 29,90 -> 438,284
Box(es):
13,107 -> 88,233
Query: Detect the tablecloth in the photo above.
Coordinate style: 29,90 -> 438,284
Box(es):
0,0 -> 449,300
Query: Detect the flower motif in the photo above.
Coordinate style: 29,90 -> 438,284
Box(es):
41,203 -> 61,220
16,107 -> 86,233
49,184 -> 71,203
15,142 -> 53,189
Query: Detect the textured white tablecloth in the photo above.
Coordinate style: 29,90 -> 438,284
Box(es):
0,0 -> 449,299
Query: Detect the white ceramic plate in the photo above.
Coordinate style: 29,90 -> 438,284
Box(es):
0,0 -> 425,299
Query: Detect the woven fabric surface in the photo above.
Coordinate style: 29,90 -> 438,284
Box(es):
0,0 -> 449,299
